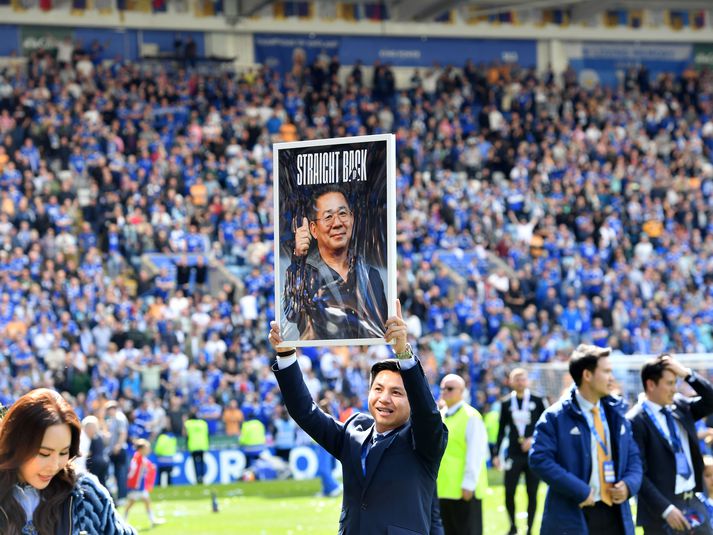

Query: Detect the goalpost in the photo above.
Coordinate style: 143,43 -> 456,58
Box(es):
522,353 -> 713,407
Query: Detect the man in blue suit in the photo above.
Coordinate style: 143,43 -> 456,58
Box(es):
268,300 -> 447,535
529,344 -> 642,534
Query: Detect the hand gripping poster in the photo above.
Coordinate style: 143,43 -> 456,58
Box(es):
273,134 -> 396,347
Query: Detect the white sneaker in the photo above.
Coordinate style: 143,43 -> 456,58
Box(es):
328,485 -> 343,497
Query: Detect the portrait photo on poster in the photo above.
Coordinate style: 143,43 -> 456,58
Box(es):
273,134 -> 396,348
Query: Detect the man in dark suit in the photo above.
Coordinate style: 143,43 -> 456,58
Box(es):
529,344 -> 642,535
268,300 -> 447,535
627,354 -> 713,534
494,368 -> 547,535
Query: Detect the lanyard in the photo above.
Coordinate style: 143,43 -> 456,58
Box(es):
643,402 -> 681,451
510,389 -> 530,438
584,403 -> 609,457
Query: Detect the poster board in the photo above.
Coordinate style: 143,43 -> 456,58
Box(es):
273,134 -> 396,347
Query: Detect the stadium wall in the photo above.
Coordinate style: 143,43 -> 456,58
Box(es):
2,22 -> 712,88
148,446 -> 336,485
2,5 -> 713,43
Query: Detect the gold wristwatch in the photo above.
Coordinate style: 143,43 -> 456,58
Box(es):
395,343 -> 413,360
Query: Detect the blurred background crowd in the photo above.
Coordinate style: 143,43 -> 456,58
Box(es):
1,39 -> 713,491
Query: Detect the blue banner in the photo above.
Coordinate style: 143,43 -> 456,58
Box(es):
0,25 -> 20,56
254,33 -> 536,71
154,446 -> 328,485
566,41 -> 693,87
340,36 -> 536,68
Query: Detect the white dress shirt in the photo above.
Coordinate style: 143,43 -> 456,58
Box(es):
575,390 -> 611,502
276,353 -> 416,371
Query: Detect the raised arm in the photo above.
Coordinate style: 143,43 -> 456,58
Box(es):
660,355 -> 713,421
385,301 -> 447,469
268,322 -> 346,457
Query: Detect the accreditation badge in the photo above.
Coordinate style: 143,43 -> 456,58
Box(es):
602,460 -> 616,483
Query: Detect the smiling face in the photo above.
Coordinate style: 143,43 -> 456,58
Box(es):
368,370 -> 411,433
309,191 -> 353,256
19,424 -> 72,490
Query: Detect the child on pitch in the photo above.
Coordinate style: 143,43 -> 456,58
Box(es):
125,438 -> 164,528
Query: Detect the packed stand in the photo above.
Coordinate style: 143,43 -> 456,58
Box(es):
0,41 -> 713,474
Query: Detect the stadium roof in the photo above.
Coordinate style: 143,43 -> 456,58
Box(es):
238,0 -> 713,22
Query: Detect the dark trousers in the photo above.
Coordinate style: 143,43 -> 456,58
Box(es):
583,501 -> 625,535
274,448 -> 291,462
439,497 -> 482,535
191,450 -> 205,483
87,459 -> 108,488
315,444 -> 340,496
158,465 -> 173,486
109,449 -> 128,499
504,455 -> 540,532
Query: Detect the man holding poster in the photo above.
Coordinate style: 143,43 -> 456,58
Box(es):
284,185 -> 388,341
268,301 -> 447,534
274,134 -> 395,347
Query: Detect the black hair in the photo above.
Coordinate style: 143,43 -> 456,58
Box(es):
308,185 -> 350,221
640,354 -> 671,391
369,359 -> 401,386
569,345 -> 611,386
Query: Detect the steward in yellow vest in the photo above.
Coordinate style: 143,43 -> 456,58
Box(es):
436,374 -> 489,535
154,432 -> 178,486
238,419 -> 267,450
184,411 -> 209,483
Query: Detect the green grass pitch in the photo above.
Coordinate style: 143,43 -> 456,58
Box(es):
126,472 -> 645,534
124,472 -> 545,534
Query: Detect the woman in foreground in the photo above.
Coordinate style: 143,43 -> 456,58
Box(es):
0,388 -> 136,535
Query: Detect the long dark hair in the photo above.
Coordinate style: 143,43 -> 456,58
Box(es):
0,388 -> 80,535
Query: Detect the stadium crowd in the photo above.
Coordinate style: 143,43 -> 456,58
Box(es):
0,39 -> 713,482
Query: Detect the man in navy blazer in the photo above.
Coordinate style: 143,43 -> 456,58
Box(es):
268,301 -> 448,535
529,344 -> 642,535
627,354 -> 713,534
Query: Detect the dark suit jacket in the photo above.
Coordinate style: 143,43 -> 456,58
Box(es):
274,358 -> 447,535
495,391 -> 546,460
627,371 -> 713,527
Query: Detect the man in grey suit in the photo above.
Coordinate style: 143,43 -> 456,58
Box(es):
269,300 -> 447,534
